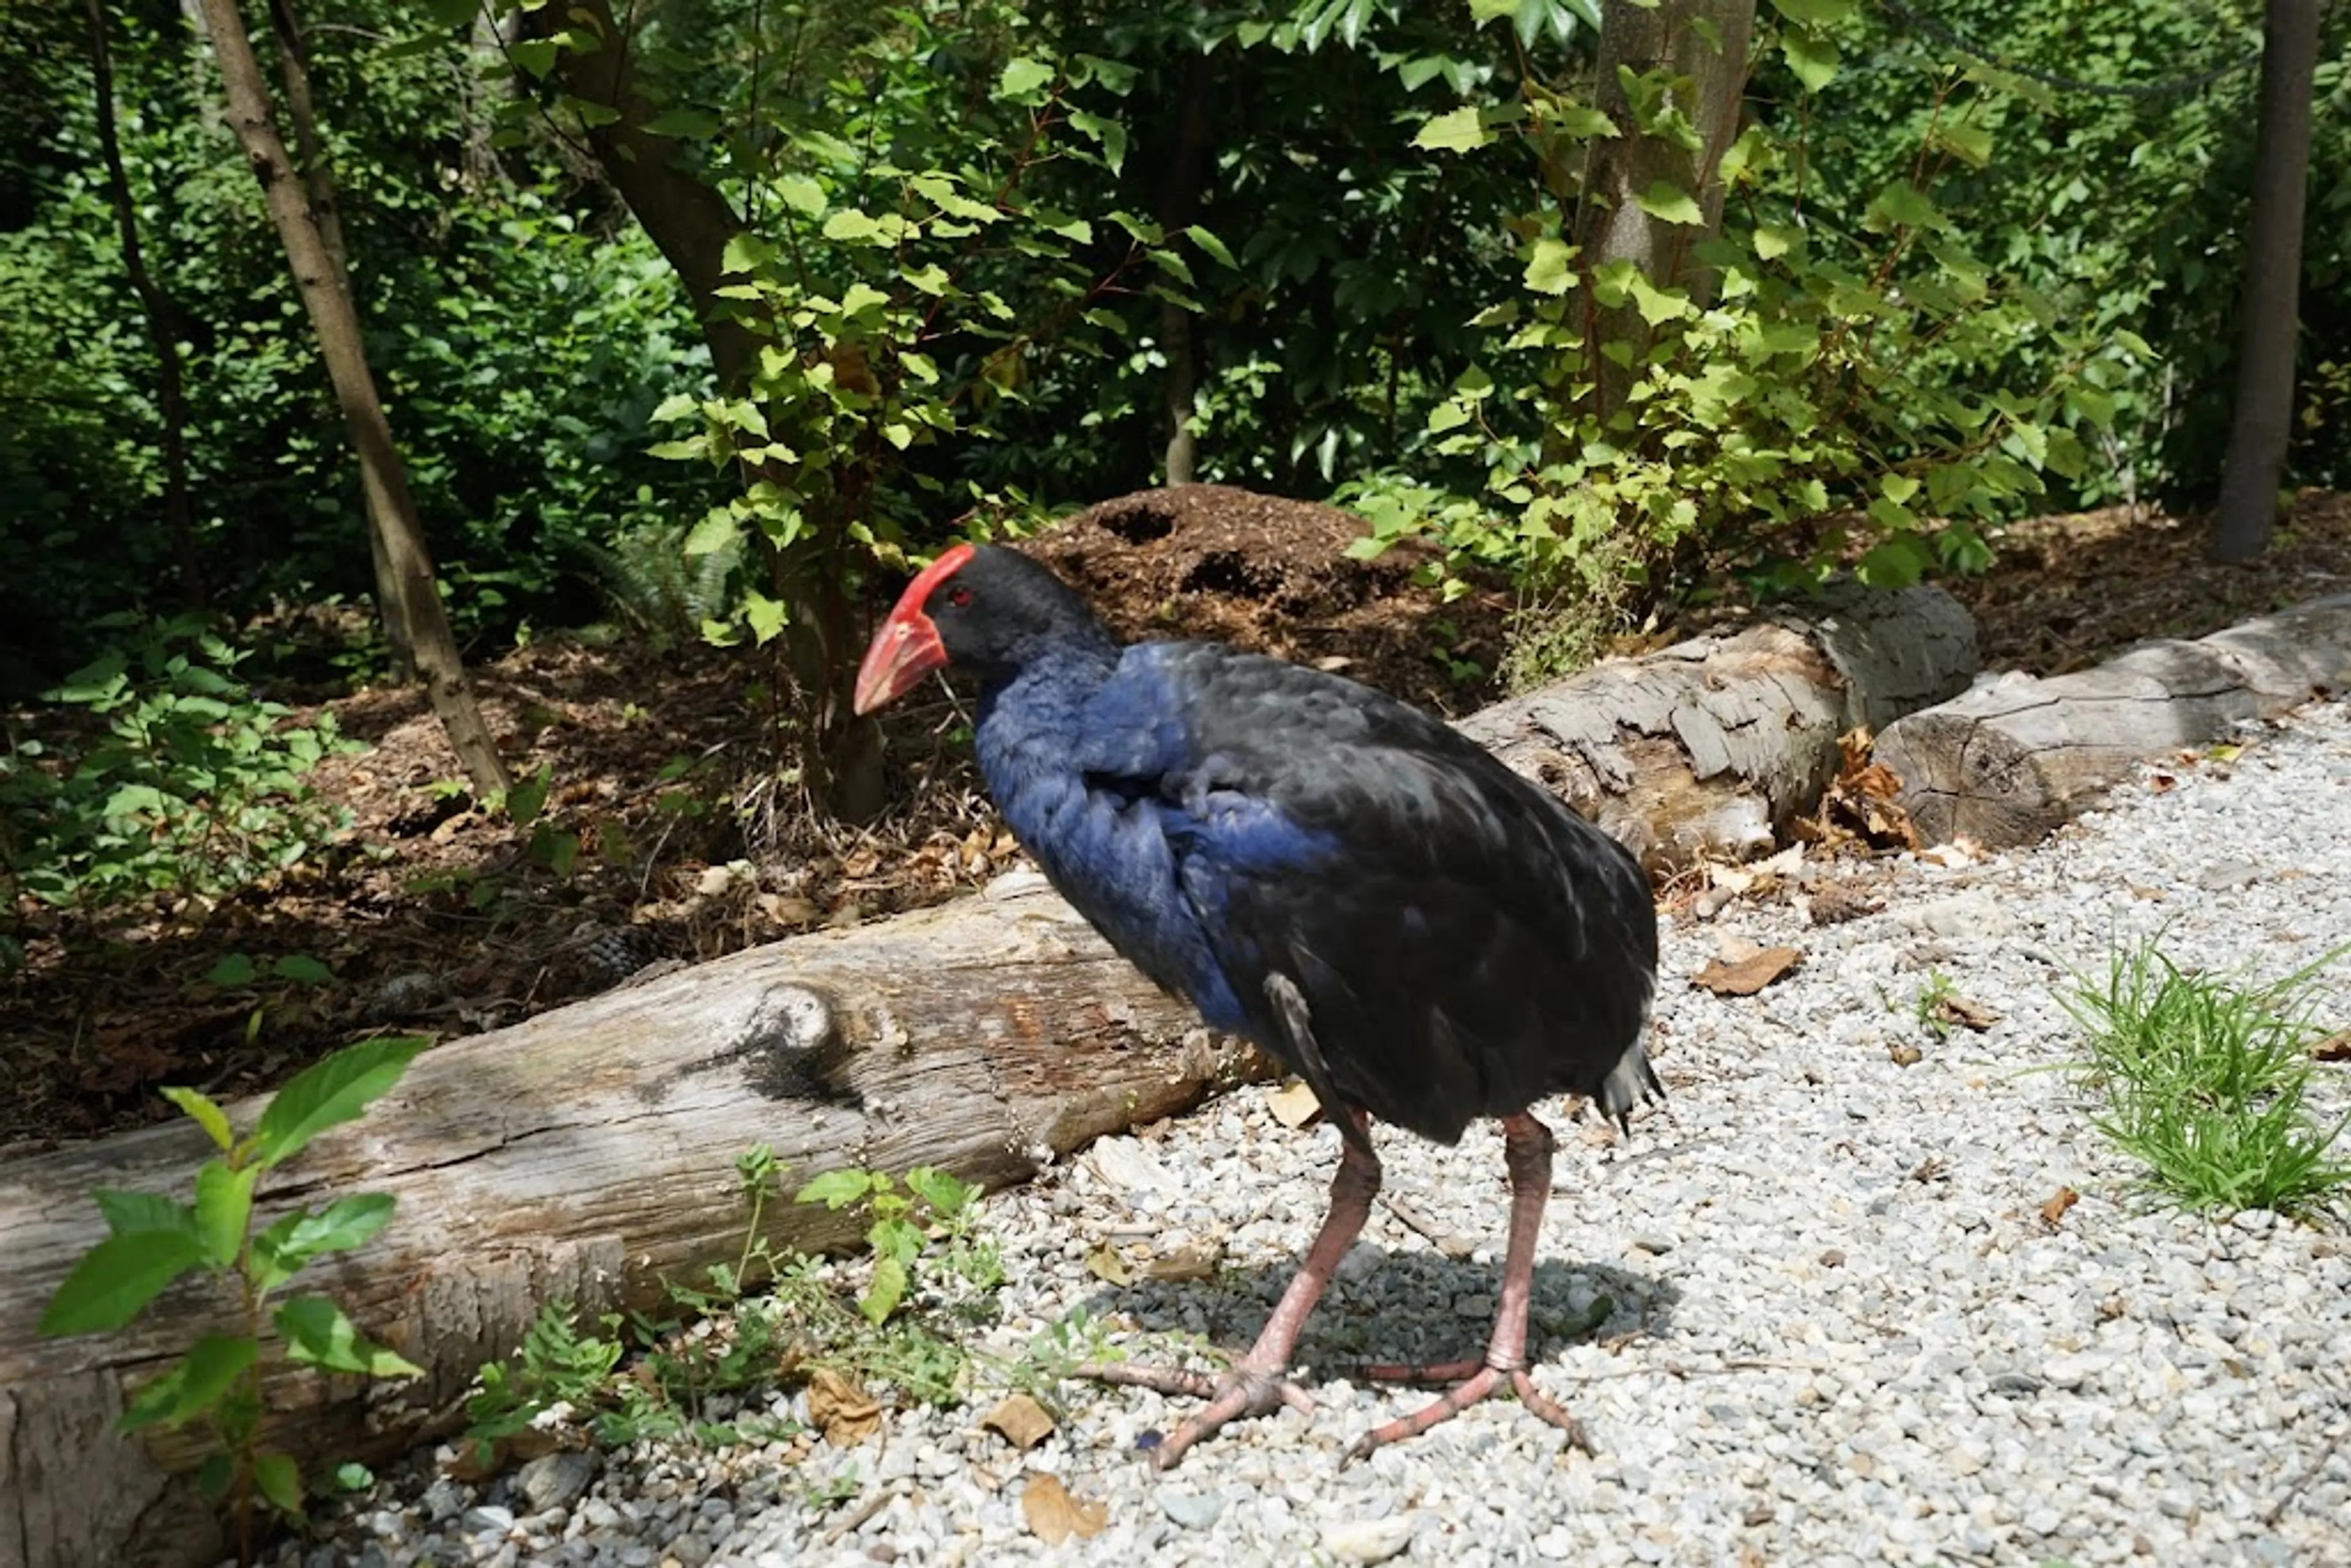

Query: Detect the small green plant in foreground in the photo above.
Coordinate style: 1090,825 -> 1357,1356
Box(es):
466,1152 -> 1007,1461
2062,939 -> 2351,1221
39,1036 -> 429,1562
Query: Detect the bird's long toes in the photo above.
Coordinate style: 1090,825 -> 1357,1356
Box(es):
1075,1360 -> 1224,1399
1345,1361 -> 1593,1464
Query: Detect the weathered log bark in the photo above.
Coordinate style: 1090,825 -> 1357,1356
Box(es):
1877,592 -> 2351,848
0,578 -> 1979,1566
0,878 -> 1272,1568
1458,580 -> 1979,871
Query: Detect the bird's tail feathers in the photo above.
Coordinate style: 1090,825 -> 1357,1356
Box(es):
1594,1042 -> 1663,1134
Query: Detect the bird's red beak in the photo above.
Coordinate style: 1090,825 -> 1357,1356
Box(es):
852,544 -> 975,715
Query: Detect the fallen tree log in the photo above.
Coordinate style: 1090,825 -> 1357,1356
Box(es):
1876,592 -> 2351,847
0,577 -> 1979,1567
0,877 -> 1269,1568
1457,579 -> 1979,870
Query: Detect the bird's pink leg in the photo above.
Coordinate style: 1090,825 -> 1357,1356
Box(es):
1083,1111 -> 1381,1470
1348,1111 -> 1591,1461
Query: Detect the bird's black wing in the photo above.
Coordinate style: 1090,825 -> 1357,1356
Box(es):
1120,643 -> 1660,1146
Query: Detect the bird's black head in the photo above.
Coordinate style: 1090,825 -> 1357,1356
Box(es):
852,543 -> 1114,713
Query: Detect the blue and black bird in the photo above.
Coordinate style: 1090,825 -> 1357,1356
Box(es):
854,542 -> 1660,1467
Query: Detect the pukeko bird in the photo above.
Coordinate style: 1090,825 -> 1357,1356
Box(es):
853,542 -> 1660,1468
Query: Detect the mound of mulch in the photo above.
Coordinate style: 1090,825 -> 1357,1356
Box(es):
1021,484 -> 1512,715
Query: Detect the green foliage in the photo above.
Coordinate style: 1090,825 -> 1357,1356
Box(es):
2061,938 -> 2350,1221
591,6 -> 1193,647
39,1038 -> 428,1560
0,618 -> 357,913
1352,0 -> 2132,678
464,1150 -> 1002,1461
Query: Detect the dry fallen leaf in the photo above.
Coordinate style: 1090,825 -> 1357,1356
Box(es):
980,1394 -> 1056,1452
1142,1243 -> 1225,1282
1933,994 -> 2001,1032
1083,1244 -> 1133,1286
1692,945 -> 1804,996
806,1367 -> 882,1446
2041,1186 -> 2080,1226
1021,1473 -> 1108,1545
2313,1030 -> 2351,1063
1267,1079 -> 1324,1128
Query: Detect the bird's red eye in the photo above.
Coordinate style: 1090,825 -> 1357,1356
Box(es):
945,587 -> 973,608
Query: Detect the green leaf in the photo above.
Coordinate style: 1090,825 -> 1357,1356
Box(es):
251,1193 -> 397,1290
1554,104 -> 1618,139
1185,225 -> 1236,269
96,1189 -> 198,1240
121,1335 -> 258,1433
1869,180 -> 1938,231
271,954 -> 332,985
821,210 -> 883,244
193,1162 -> 258,1269
160,1087 -> 235,1151
1627,274 -> 1690,325
1634,182 -> 1705,226
859,1255 -> 908,1326
1523,236 -> 1577,295
250,1037 -> 427,1169
505,765 -> 550,828
1881,473 -> 1922,506
208,954 -> 259,987
1752,223 -> 1801,260
1771,0 -> 1856,23
508,38 -> 558,79
776,174 -> 825,217
743,590 -> 788,645
903,1166 -> 976,1217
1413,105 -> 1492,153
40,1231 -> 209,1335
251,1451 -> 305,1517
1469,0 -> 1518,18
1858,535 -> 1932,589
996,57 -> 1055,102
1928,121 -> 1993,169
276,1296 -> 423,1378
1067,111 -> 1127,173
796,1169 -> 874,1208
643,107 -> 721,140
683,511 -> 741,558
1780,31 -> 1840,92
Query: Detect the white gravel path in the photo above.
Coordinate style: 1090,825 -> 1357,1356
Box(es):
272,697 -> 2351,1568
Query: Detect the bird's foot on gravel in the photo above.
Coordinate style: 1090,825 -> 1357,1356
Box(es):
1344,1356 -> 1591,1463
1078,1359 -> 1318,1471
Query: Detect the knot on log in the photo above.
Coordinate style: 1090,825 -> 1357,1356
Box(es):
735,983 -> 861,1106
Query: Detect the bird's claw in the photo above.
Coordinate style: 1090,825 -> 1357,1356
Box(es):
1077,1360 -> 1316,1471
1343,1362 -> 1591,1465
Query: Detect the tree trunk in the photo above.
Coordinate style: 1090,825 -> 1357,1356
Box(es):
193,0 -> 508,796
0,878 -> 1275,1568
1458,578 -> 1978,870
2209,0 -> 2320,564
1157,53 -> 1216,486
1575,0 -> 1756,431
260,0 -> 417,677
526,0 -> 881,820
84,0 -> 206,609
1875,591 -> 2351,847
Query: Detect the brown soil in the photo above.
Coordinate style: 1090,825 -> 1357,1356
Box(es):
6,486 -> 2347,1161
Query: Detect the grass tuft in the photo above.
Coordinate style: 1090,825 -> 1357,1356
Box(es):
2061,936 -> 2351,1222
